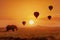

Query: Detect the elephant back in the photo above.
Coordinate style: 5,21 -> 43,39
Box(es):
6,25 -> 11,29
11,25 -> 17,29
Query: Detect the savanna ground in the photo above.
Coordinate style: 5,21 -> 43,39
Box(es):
0,26 -> 60,40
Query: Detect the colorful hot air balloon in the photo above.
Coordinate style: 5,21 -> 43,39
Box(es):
22,21 -> 26,25
49,5 -> 53,11
48,15 -> 52,20
34,12 -> 39,18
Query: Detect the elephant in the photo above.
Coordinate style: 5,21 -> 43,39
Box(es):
6,25 -> 18,31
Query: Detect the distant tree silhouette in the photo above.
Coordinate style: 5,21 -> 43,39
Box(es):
39,37 -> 48,40
14,37 -> 21,40
6,25 -> 18,32
9,37 -> 14,40
14,38 -> 27,40
22,38 -> 27,40
0,37 -> 14,40
30,37 -> 48,40
47,36 -> 56,40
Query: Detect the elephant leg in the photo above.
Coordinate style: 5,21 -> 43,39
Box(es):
12,29 -> 14,31
6,28 -> 9,31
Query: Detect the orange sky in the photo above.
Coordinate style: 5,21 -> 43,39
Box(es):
0,0 -> 60,27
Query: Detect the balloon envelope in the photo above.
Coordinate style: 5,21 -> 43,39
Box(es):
49,5 -> 53,11
22,21 -> 26,25
34,12 -> 39,18
48,15 -> 52,20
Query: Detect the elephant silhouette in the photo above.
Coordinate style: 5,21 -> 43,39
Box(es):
6,25 -> 18,31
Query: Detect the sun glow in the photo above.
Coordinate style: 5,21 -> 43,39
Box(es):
29,20 -> 34,25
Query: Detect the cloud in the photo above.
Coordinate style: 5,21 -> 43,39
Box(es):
40,17 -> 60,21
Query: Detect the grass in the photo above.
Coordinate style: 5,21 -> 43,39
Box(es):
0,26 -> 60,40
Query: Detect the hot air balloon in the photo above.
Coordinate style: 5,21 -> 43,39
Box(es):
34,12 -> 39,18
48,15 -> 52,20
49,5 -> 53,11
22,21 -> 26,25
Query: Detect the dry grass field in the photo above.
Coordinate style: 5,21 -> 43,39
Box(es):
0,26 -> 60,40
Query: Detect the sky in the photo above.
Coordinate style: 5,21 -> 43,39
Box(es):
0,0 -> 60,27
